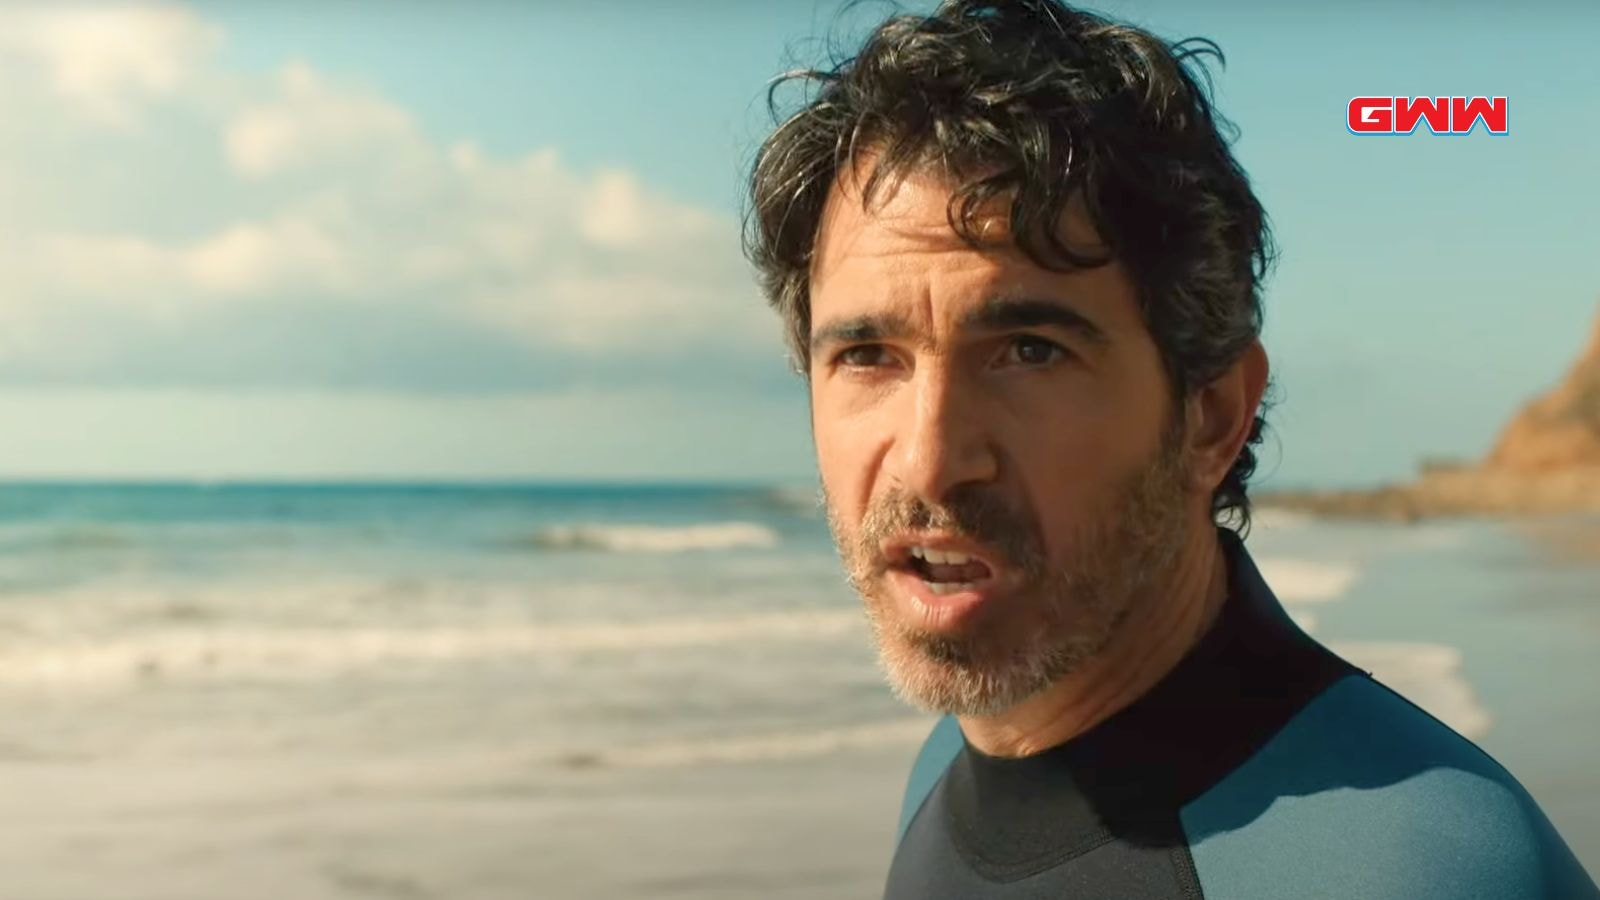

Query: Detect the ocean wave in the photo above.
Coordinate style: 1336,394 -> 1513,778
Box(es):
556,717 -> 933,770
752,485 -> 823,515
548,644 -> 1493,770
528,521 -> 780,553
0,523 -> 139,552
0,608 -> 863,690
1398,524 -> 1469,552
1287,610 -> 1319,634
1250,507 -> 1313,531
1330,640 -> 1492,739
552,642 -> 1494,771
1255,557 -> 1361,605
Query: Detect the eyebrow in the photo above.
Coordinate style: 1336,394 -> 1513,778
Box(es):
809,295 -> 1109,355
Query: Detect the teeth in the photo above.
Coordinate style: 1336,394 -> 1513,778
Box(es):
912,546 -> 972,566
925,581 -> 977,595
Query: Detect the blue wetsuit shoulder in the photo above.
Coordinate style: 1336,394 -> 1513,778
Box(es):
1181,674 -> 1599,899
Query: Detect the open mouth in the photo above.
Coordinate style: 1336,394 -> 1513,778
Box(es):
901,551 -> 995,596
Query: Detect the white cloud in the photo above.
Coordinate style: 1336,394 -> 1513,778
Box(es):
39,216 -> 350,301
0,3 -> 221,124
578,169 -> 721,249
0,3 -> 782,390
224,62 -> 415,178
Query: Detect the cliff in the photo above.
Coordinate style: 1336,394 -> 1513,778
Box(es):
1261,303 -> 1600,521
1486,310 -> 1600,472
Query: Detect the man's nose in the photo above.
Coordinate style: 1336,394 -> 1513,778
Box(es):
887,364 -> 1000,504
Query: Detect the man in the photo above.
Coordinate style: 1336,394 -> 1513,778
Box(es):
743,1 -> 1600,897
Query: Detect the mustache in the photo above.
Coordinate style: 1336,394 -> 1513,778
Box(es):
855,486 -> 1043,575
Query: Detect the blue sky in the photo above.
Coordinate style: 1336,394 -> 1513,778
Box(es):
0,1 -> 1595,487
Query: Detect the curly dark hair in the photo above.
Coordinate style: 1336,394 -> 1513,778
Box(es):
743,0 -> 1277,534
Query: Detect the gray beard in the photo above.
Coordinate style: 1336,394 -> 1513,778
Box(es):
826,426 -> 1191,717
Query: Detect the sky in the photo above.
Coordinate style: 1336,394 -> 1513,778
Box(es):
0,0 -> 1596,488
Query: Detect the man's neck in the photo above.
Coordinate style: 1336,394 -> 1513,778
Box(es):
956,523 -> 1231,759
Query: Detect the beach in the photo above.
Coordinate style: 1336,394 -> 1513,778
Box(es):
0,483 -> 1594,898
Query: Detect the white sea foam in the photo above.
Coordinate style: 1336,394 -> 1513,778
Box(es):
530,521 -> 779,553
1255,558 -> 1361,605
758,485 -> 822,515
564,642 -> 1495,769
1287,610 -> 1319,633
1249,507 -> 1314,531
562,717 -> 934,770
0,608 -> 863,691
1398,525 -> 1469,552
1330,640 -> 1492,739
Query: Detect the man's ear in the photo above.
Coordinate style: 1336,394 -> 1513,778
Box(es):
1183,340 -> 1269,494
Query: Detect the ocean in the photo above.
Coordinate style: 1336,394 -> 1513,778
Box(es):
0,482 -> 1594,898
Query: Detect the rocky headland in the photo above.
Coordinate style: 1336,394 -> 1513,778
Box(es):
1260,305 -> 1600,521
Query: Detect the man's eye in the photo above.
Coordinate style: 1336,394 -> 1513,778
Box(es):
1006,335 -> 1067,367
837,345 -> 890,367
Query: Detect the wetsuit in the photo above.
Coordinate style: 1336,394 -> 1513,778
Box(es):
885,529 -> 1600,899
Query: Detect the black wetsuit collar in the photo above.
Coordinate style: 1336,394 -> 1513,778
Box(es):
943,528 -> 1354,875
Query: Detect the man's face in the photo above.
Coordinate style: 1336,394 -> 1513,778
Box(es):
808,161 -> 1197,717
